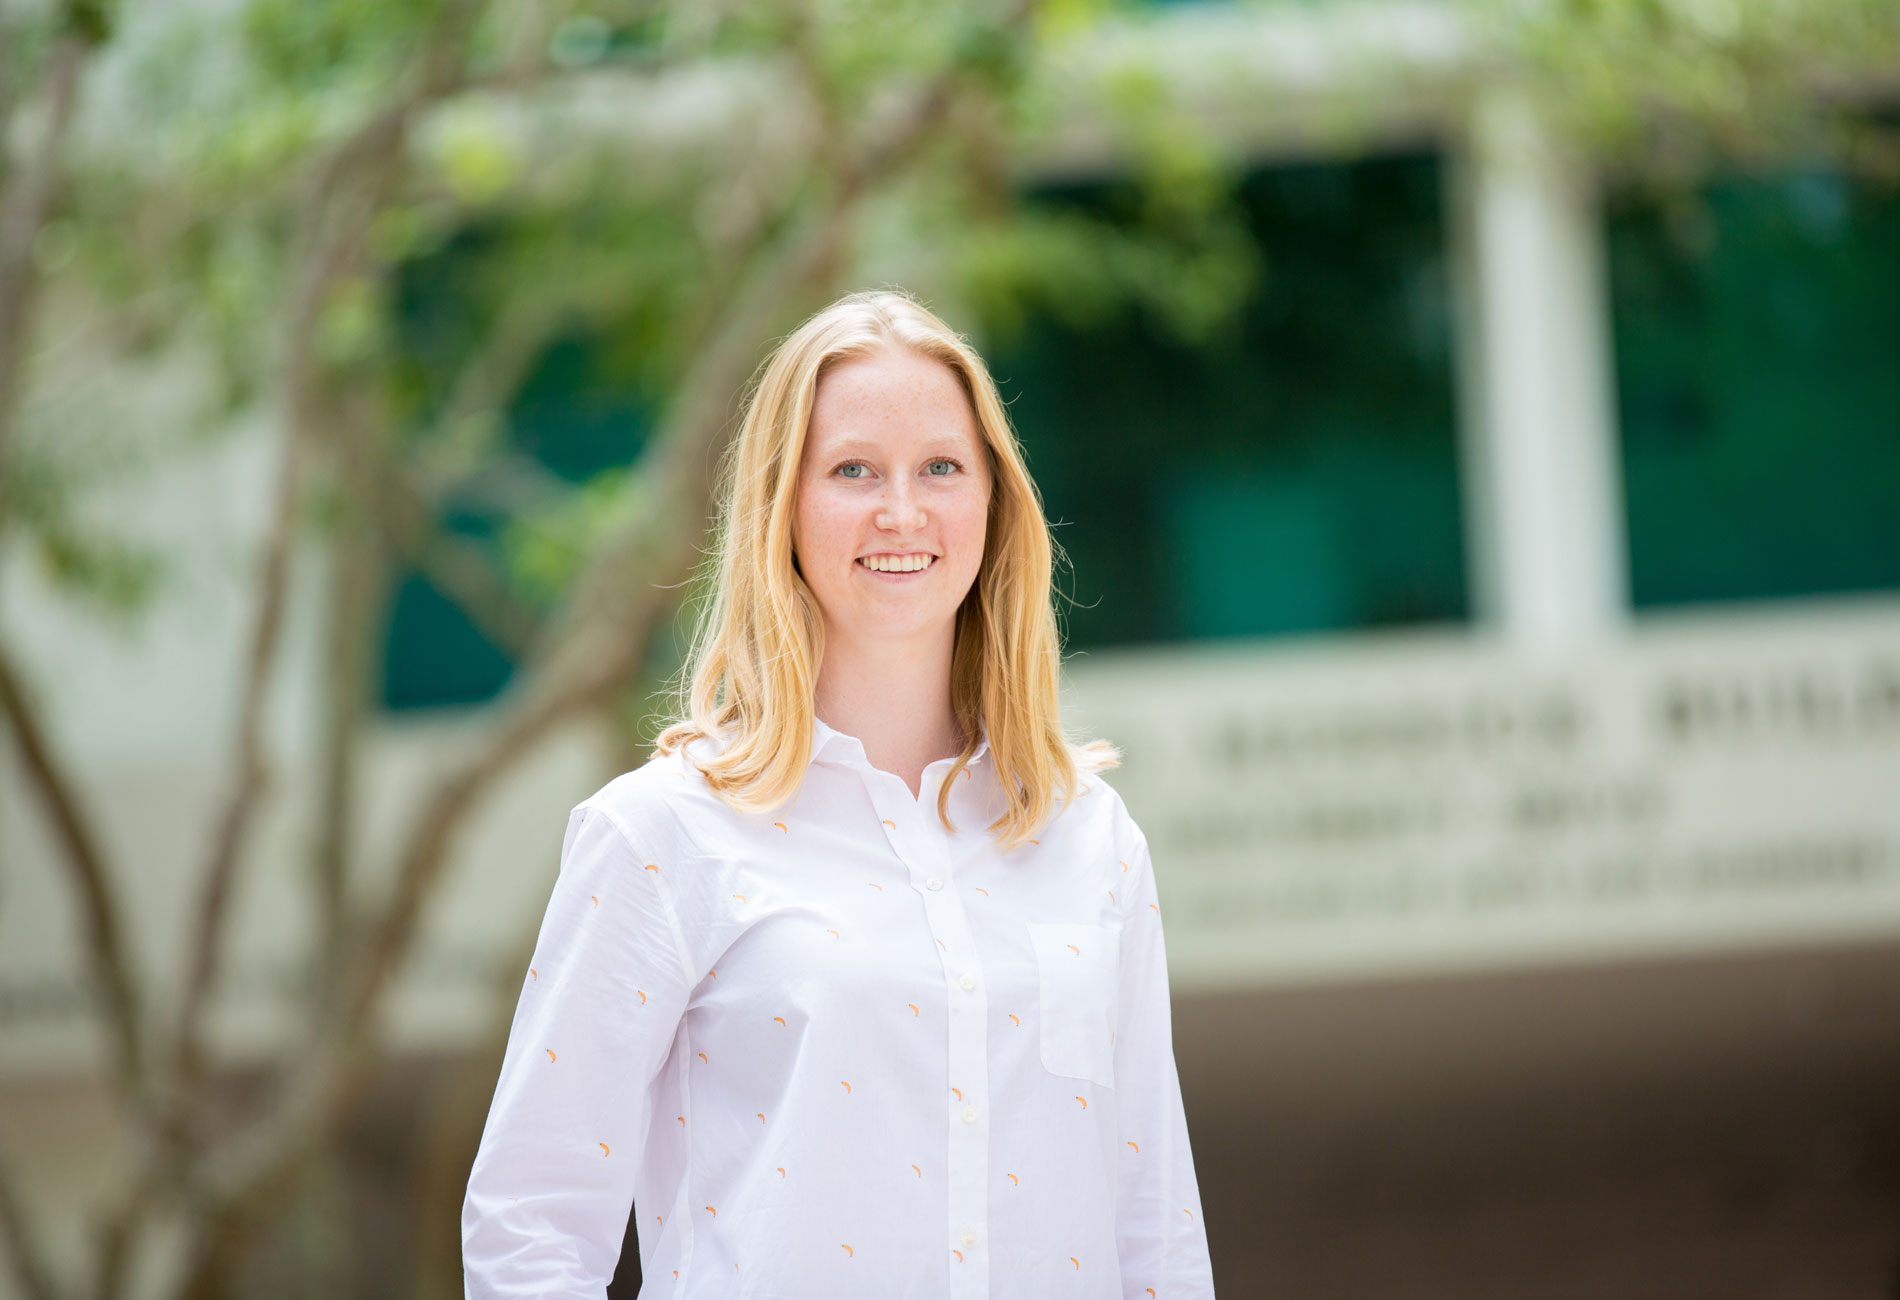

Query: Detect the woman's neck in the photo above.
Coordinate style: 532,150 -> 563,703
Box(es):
813,627 -> 965,799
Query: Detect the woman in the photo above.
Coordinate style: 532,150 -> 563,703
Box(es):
462,290 -> 1215,1298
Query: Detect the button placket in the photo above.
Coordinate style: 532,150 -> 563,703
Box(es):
873,766 -> 990,1299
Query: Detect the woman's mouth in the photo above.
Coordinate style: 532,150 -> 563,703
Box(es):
856,553 -> 936,577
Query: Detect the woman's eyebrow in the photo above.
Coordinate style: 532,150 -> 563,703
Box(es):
824,434 -> 976,454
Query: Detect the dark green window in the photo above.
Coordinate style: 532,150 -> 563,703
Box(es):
1609,162 -> 1900,609
990,152 -> 1467,649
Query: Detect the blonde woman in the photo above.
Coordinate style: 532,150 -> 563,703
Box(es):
462,290 -> 1215,1298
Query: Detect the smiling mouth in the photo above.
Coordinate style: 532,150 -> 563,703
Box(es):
856,553 -> 936,573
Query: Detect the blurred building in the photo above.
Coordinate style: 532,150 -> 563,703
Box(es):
3,3 -> 1899,1297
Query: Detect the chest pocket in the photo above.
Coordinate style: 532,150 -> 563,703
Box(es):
1026,921 -> 1121,1089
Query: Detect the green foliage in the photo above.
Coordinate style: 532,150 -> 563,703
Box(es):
955,203 -> 1260,346
499,463 -> 642,604
4,439 -> 165,622
238,0 -> 446,94
1494,0 -> 1900,176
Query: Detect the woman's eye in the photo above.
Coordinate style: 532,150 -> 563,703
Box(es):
838,462 -> 867,479
929,459 -> 961,476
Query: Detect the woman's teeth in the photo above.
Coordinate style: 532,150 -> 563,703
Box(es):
858,554 -> 935,573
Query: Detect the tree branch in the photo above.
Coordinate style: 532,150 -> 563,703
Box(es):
0,29 -> 87,500
309,394 -> 390,1017
0,635 -> 146,1102
168,76 -> 425,1098
0,1144 -> 62,1300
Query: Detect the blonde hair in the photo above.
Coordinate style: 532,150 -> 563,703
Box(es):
652,288 -> 1118,849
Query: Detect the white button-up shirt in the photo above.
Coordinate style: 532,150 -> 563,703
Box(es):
462,716 -> 1215,1299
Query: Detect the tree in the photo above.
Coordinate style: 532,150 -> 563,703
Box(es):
0,0 -> 1252,1294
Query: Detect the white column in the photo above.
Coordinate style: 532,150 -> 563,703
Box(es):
1451,83 -> 1628,650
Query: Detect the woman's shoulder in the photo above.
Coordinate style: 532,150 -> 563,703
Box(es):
1058,763 -> 1147,850
574,736 -> 726,857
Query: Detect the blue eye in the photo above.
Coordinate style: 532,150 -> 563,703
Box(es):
838,462 -> 867,479
929,459 -> 961,476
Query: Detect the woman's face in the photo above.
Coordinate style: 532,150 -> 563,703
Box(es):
792,346 -> 992,651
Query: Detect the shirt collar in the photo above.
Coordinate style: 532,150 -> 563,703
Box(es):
809,714 -> 991,772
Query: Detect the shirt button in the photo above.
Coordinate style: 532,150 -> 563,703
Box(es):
957,972 -> 976,991
961,1104 -> 978,1124
959,1228 -> 978,1247
926,877 -> 944,891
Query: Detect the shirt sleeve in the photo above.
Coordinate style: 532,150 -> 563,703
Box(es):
462,802 -> 696,1299
1114,819 -> 1217,1299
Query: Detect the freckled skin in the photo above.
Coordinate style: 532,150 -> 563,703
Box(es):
791,347 -> 992,655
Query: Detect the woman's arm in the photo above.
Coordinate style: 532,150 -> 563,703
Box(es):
1114,821 -> 1218,1299
462,803 -> 696,1299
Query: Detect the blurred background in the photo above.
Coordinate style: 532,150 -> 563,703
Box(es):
3,0 -> 1900,1296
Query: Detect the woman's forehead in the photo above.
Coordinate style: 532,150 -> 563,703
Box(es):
807,355 -> 980,447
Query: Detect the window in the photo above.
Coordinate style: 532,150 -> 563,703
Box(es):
989,152 -> 1467,649
1609,161 -> 1900,609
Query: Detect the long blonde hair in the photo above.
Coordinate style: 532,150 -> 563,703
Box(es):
652,289 -> 1118,849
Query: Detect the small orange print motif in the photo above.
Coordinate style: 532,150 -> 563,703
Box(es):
1150,903 -> 1160,914
773,821 -> 788,832
773,1016 -> 787,1026
1128,1141 -> 1140,1152
545,1049 -> 557,1063
758,1112 -> 766,1123
697,1052 -> 708,1064
1121,860 -> 1129,872
951,1087 -> 963,1101
841,1080 -> 852,1094
778,1167 -> 786,1177
841,1245 -> 854,1258
599,1143 -> 610,1156
908,1003 -> 920,1016
672,1270 -> 678,1280
1148,1290 -> 1158,1297
733,893 -> 746,902
936,938 -> 948,950
975,886 -> 989,896
1071,1257 -> 1081,1270
1108,891 -> 1116,904
709,969 -> 718,979
882,819 -> 896,829
1008,1013 -> 1020,1026
657,1215 -> 663,1225
1030,839 -> 1040,845
912,1164 -> 922,1177
1076,1096 -> 1088,1109
1007,1173 -> 1020,1185
637,990 -> 647,1004
645,863 -> 659,873
953,1250 -> 964,1263
528,968 -> 537,981
677,1116 -> 686,1127
1067,944 -> 1081,956
827,928 -> 841,940
590,895 -> 599,907
869,882 -> 884,891
706,1206 -> 717,1216
1182,1208 -> 1194,1219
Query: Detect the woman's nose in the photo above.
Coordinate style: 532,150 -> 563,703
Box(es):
876,479 -> 926,531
